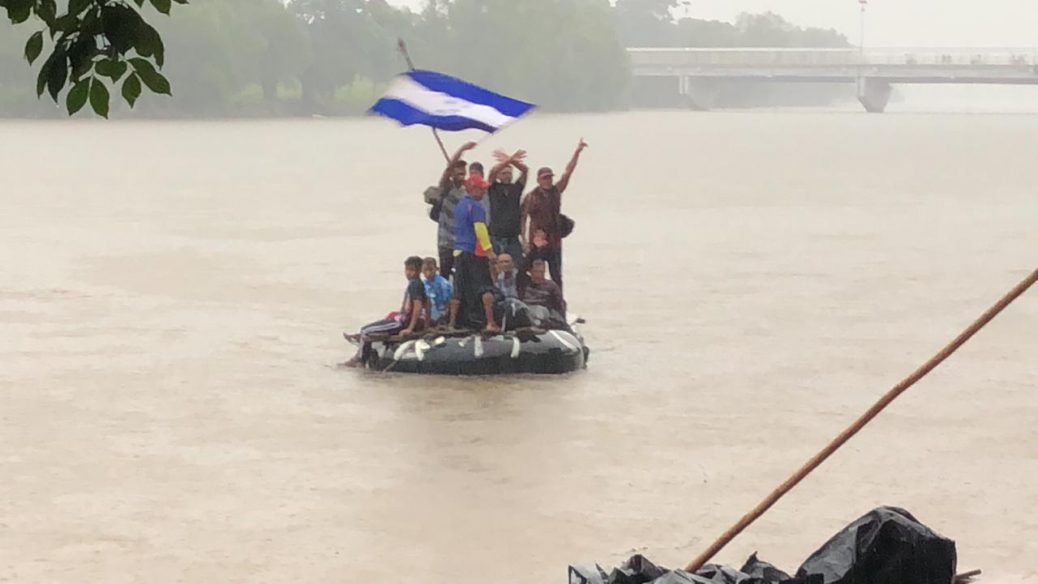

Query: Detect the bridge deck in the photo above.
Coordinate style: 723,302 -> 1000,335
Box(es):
628,48 -> 1038,84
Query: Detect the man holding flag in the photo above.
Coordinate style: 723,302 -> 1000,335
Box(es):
430,142 -> 477,279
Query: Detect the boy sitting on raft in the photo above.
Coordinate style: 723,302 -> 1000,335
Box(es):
421,256 -> 452,325
344,256 -> 429,367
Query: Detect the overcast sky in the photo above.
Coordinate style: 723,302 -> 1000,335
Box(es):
386,0 -> 1038,48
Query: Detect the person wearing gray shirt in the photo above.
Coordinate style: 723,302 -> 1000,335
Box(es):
429,142 -> 477,278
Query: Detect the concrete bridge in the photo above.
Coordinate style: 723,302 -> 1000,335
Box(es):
627,48 -> 1038,112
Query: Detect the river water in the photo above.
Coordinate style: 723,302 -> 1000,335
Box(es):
1,112 -> 1036,583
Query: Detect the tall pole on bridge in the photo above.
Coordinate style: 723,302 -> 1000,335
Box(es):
858,0 -> 867,61
857,0 -> 868,100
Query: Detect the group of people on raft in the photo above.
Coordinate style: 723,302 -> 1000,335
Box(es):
345,138 -> 588,366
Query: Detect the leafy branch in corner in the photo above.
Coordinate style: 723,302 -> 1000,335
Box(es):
1,0 -> 186,117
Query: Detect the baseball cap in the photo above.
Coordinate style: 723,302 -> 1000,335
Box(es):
537,167 -> 554,179
466,174 -> 489,189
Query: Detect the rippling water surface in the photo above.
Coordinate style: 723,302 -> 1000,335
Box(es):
1,111 -> 1035,582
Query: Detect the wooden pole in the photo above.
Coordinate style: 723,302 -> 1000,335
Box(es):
397,39 -> 450,162
684,268 -> 1038,574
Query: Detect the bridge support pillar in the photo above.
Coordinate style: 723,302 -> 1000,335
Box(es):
678,76 -> 711,111
857,78 -> 892,113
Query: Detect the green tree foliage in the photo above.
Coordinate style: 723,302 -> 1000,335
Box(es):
734,12 -> 847,48
0,0 -> 186,117
617,2 -> 848,49
148,0 -> 309,115
614,0 -> 686,47
290,0 -> 409,111
1,0 -> 850,118
424,0 -> 627,112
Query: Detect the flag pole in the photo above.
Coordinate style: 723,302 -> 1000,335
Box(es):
397,39 -> 451,162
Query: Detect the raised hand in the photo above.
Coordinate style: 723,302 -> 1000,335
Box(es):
493,149 -> 511,163
577,138 -> 588,151
450,141 -> 480,164
512,149 -> 527,161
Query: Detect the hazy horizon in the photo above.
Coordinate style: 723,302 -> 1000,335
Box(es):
388,0 -> 1038,48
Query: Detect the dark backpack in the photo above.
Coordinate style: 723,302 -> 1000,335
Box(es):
425,186 -> 445,221
559,214 -> 575,238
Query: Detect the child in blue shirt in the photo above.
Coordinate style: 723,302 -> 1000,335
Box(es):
421,256 -> 453,325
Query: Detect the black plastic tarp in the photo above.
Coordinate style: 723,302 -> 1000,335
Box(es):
796,506 -> 957,584
570,506 -> 956,584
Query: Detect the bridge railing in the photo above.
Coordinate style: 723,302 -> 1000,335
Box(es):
865,48 -> 1038,66
627,47 -> 1038,68
627,48 -> 856,68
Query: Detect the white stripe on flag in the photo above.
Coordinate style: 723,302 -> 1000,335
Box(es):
382,75 -> 515,130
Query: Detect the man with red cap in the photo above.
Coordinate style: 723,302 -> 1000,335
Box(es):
521,138 -> 588,292
447,171 -> 501,333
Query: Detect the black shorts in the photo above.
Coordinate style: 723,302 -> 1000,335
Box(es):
453,252 -> 493,327
438,247 -> 455,279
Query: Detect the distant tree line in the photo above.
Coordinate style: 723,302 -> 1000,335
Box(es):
615,1 -> 848,49
0,0 -> 850,118
616,0 -> 852,109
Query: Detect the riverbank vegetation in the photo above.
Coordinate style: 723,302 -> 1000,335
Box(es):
0,0 -> 849,118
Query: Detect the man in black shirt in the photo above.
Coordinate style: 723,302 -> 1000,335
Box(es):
343,256 -> 429,367
487,148 -> 528,269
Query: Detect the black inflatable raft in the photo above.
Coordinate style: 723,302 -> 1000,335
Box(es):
350,327 -> 589,375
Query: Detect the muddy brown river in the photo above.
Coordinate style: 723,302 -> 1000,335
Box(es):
1,112 -> 1035,582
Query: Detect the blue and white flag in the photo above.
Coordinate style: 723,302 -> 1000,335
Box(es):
370,70 -> 535,133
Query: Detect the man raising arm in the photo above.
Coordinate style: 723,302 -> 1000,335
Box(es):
439,141 -> 477,191
520,138 -> 588,290
487,149 -> 529,264
555,138 -> 588,194
432,141 -> 478,278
